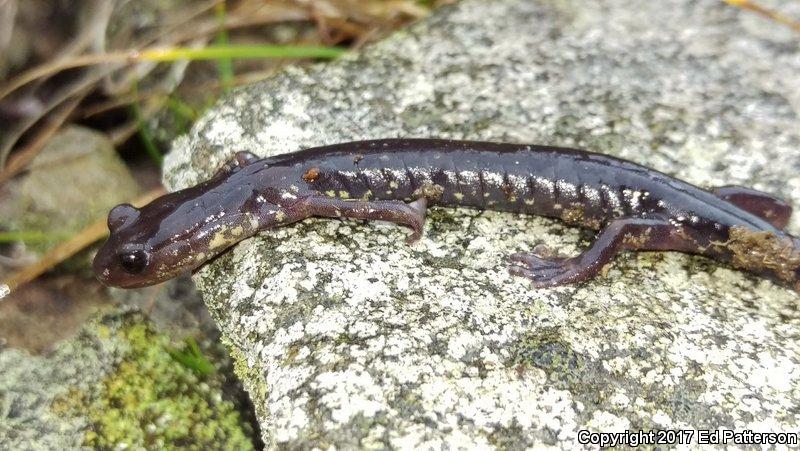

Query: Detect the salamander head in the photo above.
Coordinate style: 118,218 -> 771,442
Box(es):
93,187 -> 266,288
94,203 -> 156,288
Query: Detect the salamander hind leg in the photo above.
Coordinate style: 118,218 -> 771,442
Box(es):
509,217 -> 679,288
295,195 -> 427,243
713,185 -> 792,229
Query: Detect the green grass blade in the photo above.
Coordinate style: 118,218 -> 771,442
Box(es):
130,83 -> 163,166
166,337 -> 215,375
139,45 -> 345,62
165,96 -> 197,134
0,230 -> 67,243
214,2 -> 234,91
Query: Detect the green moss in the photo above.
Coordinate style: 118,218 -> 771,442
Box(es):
510,327 -> 612,409
228,344 -> 270,445
513,329 -> 580,371
58,319 -> 253,450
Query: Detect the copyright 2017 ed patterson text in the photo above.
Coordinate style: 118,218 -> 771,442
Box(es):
578,429 -> 798,447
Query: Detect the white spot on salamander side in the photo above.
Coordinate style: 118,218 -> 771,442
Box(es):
459,170 -> 479,185
581,185 -> 602,206
601,184 -> 622,214
482,171 -> 504,187
0,284 -> 10,301
387,169 -> 407,182
410,167 -> 432,184
622,188 -> 646,212
556,180 -> 578,198
533,176 -> 555,194
360,169 -> 383,185
508,174 -> 528,192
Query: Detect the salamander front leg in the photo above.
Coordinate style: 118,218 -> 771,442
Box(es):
293,196 -> 427,243
509,217 -> 677,288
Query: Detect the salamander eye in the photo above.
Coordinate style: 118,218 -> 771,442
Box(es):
118,249 -> 148,274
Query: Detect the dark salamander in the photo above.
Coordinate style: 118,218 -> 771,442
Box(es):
94,139 -> 800,291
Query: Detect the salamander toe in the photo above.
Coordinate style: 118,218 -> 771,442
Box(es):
508,250 -> 579,288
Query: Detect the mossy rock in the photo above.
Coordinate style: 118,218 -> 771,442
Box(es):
1,310 -> 255,450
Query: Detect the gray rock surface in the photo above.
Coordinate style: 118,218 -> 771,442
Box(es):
0,125 -> 141,254
164,0 -> 800,448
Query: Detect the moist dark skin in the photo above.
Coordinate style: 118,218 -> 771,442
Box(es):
94,139 -> 800,292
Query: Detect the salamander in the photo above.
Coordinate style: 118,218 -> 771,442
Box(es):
93,139 -> 800,292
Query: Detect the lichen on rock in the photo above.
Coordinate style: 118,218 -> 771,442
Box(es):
164,0 -> 800,448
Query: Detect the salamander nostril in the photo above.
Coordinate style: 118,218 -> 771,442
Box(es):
118,249 -> 148,274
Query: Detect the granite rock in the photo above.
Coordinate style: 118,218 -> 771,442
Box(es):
164,0 -> 800,448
